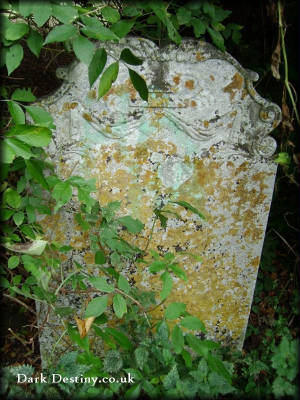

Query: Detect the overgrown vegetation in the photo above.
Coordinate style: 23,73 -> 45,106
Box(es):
0,1 -> 298,399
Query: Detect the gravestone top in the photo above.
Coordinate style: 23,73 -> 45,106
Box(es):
36,38 -> 281,365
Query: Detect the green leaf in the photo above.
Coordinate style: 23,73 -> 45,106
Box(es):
3,188 -> 21,208
149,2 -> 181,44
110,19 -> 135,39
101,201 -> 121,222
32,2 -> 52,27
171,200 -> 205,219
5,125 -> 51,147
180,316 -> 206,332
88,48 -> 107,87
149,260 -> 166,273
128,68 -> 148,101
191,18 -> 207,38
154,209 -> 168,229
2,138 -> 33,162
85,295 -> 108,318
106,327 -> 132,350
120,48 -> 143,66
113,293 -> 127,318
160,271 -> 173,300
20,224 -> 36,239
101,6 -> 120,23
134,346 -> 149,370
122,6 -> 141,17
74,213 -> 90,231
11,88 -> 36,102
4,23 -> 29,41
13,211 -> 24,226
207,27 -> 225,51
44,24 -> 77,45
52,181 -> 72,211
7,101 -> 25,125
25,106 -> 55,128
181,348 -> 192,368
8,255 -> 20,269
0,208 -> 14,221
6,44 -> 23,75
67,325 -> 89,352
26,205 -> 36,223
124,383 -> 141,399
51,4 -> 78,25
89,277 -> 114,293
27,29 -> 43,58
19,1 -> 33,17
176,7 -> 192,25
169,263 -> 187,281
118,215 -> 144,233
206,354 -> 232,384
203,2 -> 216,19
98,62 -> 119,99
17,176 -> 27,193
94,250 -> 106,265
25,159 -> 49,189
165,302 -> 186,320
172,325 -> 184,353
118,274 -> 130,294
81,16 -> 119,41
72,35 -> 94,65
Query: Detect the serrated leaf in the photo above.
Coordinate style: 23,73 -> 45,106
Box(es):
169,263 -> 187,281
98,62 -> 119,99
8,255 -> 20,269
180,316 -> 206,332
3,188 -> 21,208
207,354 -> 232,384
120,48 -> 143,66
134,347 -> 149,370
52,4 -> 78,25
25,106 -> 55,128
44,24 -> 77,45
113,293 -> 127,318
172,325 -> 184,353
5,125 -> 51,147
171,200 -> 205,219
192,18 -> 207,38
165,302 -> 186,320
4,23 -> 29,41
6,44 -> 23,75
25,159 -> 49,189
101,6 -> 120,24
118,274 -> 130,294
160,271 -> 173,300
85,295 -> 108,318
7,101 -> 25,124
20,225 -> 36,239
27,29 -> 43,58
128,68 -> 148,101
88,48 -> 107,87
110,19 -> 135,39
118,215 -> 144,233
11,88 -> 36,102
72,35 -> 94,65
89,277 -> 114,293
13,211 -> 24,226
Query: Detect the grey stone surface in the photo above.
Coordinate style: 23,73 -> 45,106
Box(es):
36,38 -> 281,365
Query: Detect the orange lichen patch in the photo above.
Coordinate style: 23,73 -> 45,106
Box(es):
39,214 -> 66,243
87,90 -> 96,99
103,79 -> 137,101
227,123 -> 233,128
241,88 -> 248,100
223,72 -> 244,100
82,112 -> 93,122
210,75 -> 215,81
62,102 -> 78,111
84,252 -> 95,264
196,51 -> 205,61
260,110 -> 269,120
185,80 -> 195,90
105,124 -> 112,134
203,120 -> 209,128
173,75 -> 181,85
191,100 -> 197,107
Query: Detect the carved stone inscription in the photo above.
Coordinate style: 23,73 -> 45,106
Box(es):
37,39 -> 281,362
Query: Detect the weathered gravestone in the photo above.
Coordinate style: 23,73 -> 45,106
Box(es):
36,38 -> 281,364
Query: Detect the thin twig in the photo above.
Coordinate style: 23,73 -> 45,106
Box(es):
271,228 -> 298,258
3,293 -> 37,315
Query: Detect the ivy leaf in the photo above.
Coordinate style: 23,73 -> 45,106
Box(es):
27,29 -> 43,58
44,25 -> 77,45
98,62 -> 119,99
4,23 -> 29,41
165,302 -> 186,320
89,277 -> 114,293
118,274 -> 131,294
180,316 -> 206,332
110,19 -> 135,39
5,125 -> 52,147
11,88 -> 36,102
120,48 -> 143,66
113,294 -> 127,318
88,48 -> 107,87
85,295 -> 108,318
128,68 -> 148,101
118,215 -> 144,233
160,271 -> 173,300
7,101 -> 25,125
6,44 -> 23,75
170,200 -> 205,219
101,6 -> 120,24
25,159 -> 49,189
207,27 -> 225,51
72,35 -> 94,66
